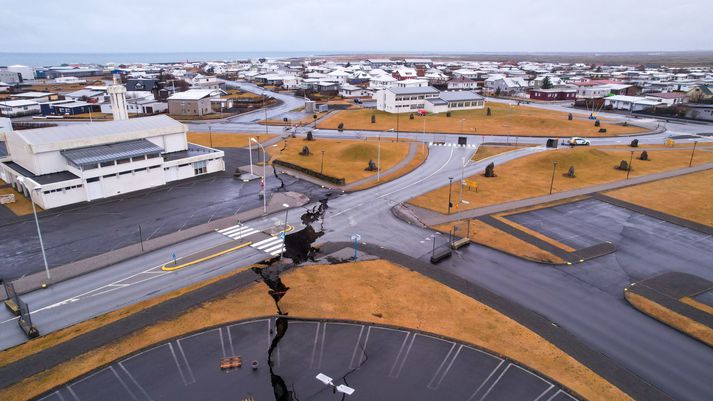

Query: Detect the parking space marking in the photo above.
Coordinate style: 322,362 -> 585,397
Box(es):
67,366 -> 138,401
467,359 -> 505,401
546,389 -> 578,401
37,391 -> 66,401
171,342 -> 196,386
427,342 -> 457,390
390,332 -> 416,379
348,324 -> 366,370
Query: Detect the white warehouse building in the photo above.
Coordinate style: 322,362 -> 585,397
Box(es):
0,115 -> 225,209
375,86 -> 485,114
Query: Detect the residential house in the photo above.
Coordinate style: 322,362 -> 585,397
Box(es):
0,69 -> 23,85
687,85 -> 713,103
167,89 -> 225,116
646,92 -> 688,106
395,79 -> 428,88
369,75 -> 397,90
603,95 -> 665,112
375,86 -> 440,113
13,92 -> 59,103
447,77 -> 477,90
339,85 -> 373,98
0,100 -> 41,117
392,68 -> 418,81
424,91 -> 485,114
529,88 -> 577,101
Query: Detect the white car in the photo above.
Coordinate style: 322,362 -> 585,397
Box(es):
568,137 -> 590,146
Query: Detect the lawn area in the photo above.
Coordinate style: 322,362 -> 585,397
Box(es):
471,144 -> 531,161
268,137 -> 412,184
409,146 -> 713,215
433,219 -> 566,264
260,111 -> 327,126
0,260 -> 632,401
187,131 -> 277,148
605,169 -> 713,227
318,103 -> 646,137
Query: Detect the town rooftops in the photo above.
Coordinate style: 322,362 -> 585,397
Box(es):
13,92 -> 55,99
14,114 -> 185,152
0,100 -> 38,107
61,138 -> 164,168
387,86 -> 440,95
647,92 -> 688,99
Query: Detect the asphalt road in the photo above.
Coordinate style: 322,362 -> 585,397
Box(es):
5,83 -> 713,401
34,318 -> 577,401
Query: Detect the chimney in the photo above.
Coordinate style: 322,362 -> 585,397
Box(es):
107,70 -> 128,121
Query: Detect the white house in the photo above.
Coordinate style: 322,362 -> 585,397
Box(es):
485,77 -> 528,95
424,91 -> 485,114
395,79 -> 428,88
7,65 -> 33,81
576,85 -> 612,99
0,100 -> 41,117
646,92 -> 689,106
447,77 -> 477,90
1,115 -> 225,209
339,84 -> 373,98
603,95 -> 665,112
375,86 -> 440,113
369,75 -> 398,90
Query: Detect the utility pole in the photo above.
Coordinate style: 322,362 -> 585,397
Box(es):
627,151 -> 634,180
689,141 -> 698,167
320,150 -> 325,174
263,92 -> 268,135
396,111 -> 400,142
138,225 -> 144,252
549,161 -> 558,195
377,135 -> 381,181
447,177 -> 454,215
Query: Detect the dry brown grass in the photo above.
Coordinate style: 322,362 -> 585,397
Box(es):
625,291 -> 713,347
471,145 -> 532,161
268,137 -> 412,184
187,132 -> 277,148
260,111 -> 327,126
0,282 -> 275,401
61,113 -> 114,121
1,260 -> 631,401
0,186 -> 40,216
409,146 -> 713,214
347,144 -> 428,191
433,220 -> 566,264
606,169 -> 713,227
681,296 -> 713,316
318,103 -> 646,137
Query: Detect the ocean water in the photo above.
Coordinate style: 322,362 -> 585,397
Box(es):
0,51 -> 332,67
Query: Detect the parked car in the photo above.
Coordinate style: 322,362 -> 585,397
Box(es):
568,137 -> 590,146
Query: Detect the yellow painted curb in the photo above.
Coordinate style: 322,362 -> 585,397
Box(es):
162,241 -> 253,271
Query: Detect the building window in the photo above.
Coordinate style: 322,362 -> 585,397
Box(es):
193,160 -> 207,175
117,158 -> 131,165
87,177 -> 100,183
100,161 -> 114,167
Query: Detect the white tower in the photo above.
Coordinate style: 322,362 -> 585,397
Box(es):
107,71 -> 129,121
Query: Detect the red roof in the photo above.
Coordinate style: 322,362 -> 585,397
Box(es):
575,79 -> 621,87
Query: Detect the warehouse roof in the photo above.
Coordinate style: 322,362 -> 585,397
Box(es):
61,138 -> 164,168
438,91 -> 484,102
387,86 -> 440,95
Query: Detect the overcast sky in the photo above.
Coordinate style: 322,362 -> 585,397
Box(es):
3,0 -> 711,53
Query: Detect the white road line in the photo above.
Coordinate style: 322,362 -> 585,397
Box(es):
391,333 -> 416,379
467,359 -> 505,401
427,342 -> 456,390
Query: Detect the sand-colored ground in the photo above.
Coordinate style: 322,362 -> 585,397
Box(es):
410,146 -> 713,214
268,137 -> 411,184
0,185 -> 39,216
606,169 -> 713,227
318,103 -> 646,137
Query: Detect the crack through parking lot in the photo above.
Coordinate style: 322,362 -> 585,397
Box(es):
252,196 -> 330,401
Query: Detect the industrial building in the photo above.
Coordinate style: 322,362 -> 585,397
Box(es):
375,86 -> 485,114
0,75 -> 225,209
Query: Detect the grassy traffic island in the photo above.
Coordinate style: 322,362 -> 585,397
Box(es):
0,260 -> 633,401
317,103 -> 647,137
409,145 -> 713,216
266,136 -> 427,190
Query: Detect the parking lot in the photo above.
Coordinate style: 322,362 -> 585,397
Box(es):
0,148 -> 333,279
37,318 -> 577,401
507,198 -> 713,296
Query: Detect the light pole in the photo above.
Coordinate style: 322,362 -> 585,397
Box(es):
447,177 -> 454,215
460,118 -> 465,135
689,141 -> 698,167
626,151 -> 633,180
320,150 -> 325,174
549,161 -> 558,195
377,135 -> 381,182
208,124 -> 213,148
250,138 -> 267,214
459,156 -> 465,205
280,203 -> 289,259
396,111 -> 400,142
316,373 -> 355,397
17,177 -> 51,284
263,92 -> 269,135
248,137 -> 254,177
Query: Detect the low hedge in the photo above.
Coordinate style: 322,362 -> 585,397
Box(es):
272,159 -> 345,185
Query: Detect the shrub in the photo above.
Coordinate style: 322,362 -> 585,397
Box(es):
306,131 -> 314,141
446,111 -> 452,117
365,159 -> 378,171
371,115 -> 376,124
594,120 -> 601,127
568,113 -> 573,121
617,160 -> 629,171
409,113 -> 414,120
486,107 -> 492,116
630,139 -> 639,147
300,146 -> 310,156
640,150 -> 649,161
566,165 -> 576,178
337,122 -> 344,131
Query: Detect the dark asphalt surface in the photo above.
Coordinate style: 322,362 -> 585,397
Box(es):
694,289 -> 713,308
0,147 -> 333,279
35,318 -> 577,401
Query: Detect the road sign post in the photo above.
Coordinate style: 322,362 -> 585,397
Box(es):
350,234 -> 361,261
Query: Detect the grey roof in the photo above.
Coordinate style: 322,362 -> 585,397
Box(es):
65,89 -> 104,98
387,86 -> 440,95
16,114 -> 184,147
163,143 -> 220,161
425,98 -> 448,105
61,138 -> 164,168
438,91 -> 484,102
2,161 -> 80,185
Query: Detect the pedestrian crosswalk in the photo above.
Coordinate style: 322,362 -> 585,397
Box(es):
429,142 -> 478,148
217,224 -> 260,240
251,236 -> 285,256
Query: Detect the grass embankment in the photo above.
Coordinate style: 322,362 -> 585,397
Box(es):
187,132 -> 277,148
625,291 -> 713,347
681,296 -> 713,315
433,219 -> 566,264
268,137 -> 411,184
409,146 -> 713,215
260,111 -> 327,126
347,144 -> 428,190
471,145 -> 529,161
318,103 -> 646,137
606,169 -> 713,227
1,260 -> 632,401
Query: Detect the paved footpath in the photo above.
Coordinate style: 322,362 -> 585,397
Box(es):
414,161 -> 713,226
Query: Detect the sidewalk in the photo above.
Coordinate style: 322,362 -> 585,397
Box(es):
411,161 -> 713,226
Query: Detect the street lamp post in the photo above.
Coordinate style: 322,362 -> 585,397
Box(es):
263,92 -> 269,135
447,177 -> 454,215
396,112 -> 400,142
320,150 -> 325,174
627,151 -> 634,180
377,135 -> 381,182
208,124 -> 213,148
549,161 -> 558,195
250,138 -> 267,214
459,157 -> 465,205
689,141 -> 698,167
280,203 -> 289,259
17,177 -> 51,284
